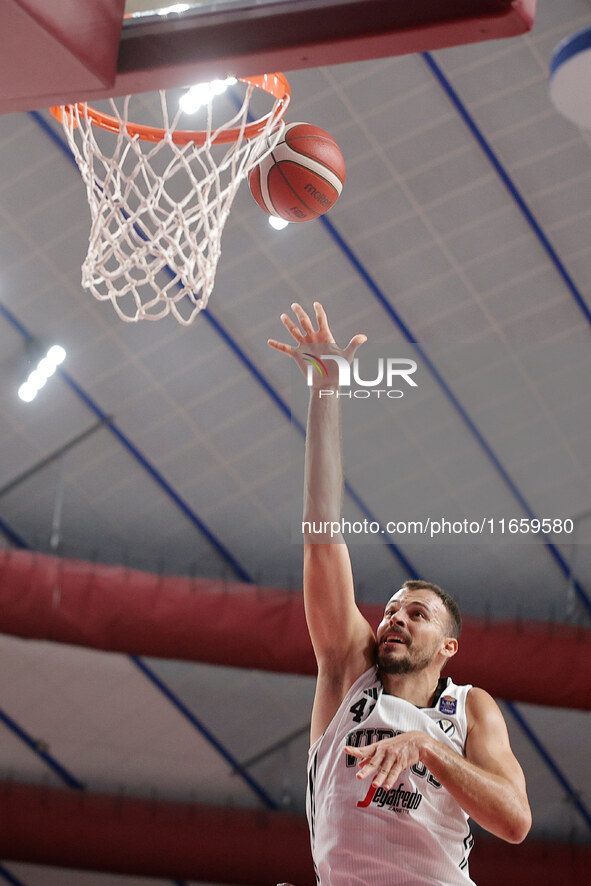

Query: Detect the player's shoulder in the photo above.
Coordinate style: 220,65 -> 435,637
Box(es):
465,686 -> 504,729
466,686 -> 497,706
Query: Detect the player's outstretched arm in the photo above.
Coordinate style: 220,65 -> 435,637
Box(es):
346,688 -> 531,843
269,303 -> 375,743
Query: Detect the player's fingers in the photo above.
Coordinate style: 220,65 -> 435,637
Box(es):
344,741 -> 381,762
381,749 -> 407,786
313,301 -> 335,341
343,334 -> 367,362
280,312 -> 306,342
371,756 -> 399,788
344,745 -> 379,768
345,739 -> 381,753
372,769 -> 389,788
356,751 -> 386,781
343,745 -> 365,758
291,302 -> 316,336
381,762 -> 403,791
357,757 -> 374,769
267,338 -> 295,355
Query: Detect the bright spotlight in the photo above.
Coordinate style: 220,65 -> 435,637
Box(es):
37,356 -> 56,378
127,3 -> 190,19
17,382 -> 37,403
156,3 -> 191,15
18,342 -> 66,403
47,344 -> 66,365
28,368 -> 48,390
180,77 -> 238,114
269,216 -> 289,230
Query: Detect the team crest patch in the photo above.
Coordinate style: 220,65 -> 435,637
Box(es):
437,719 -> 456,737
439,695 -> 457,715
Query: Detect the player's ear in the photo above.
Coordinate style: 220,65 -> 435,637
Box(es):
441,637 -> 458,660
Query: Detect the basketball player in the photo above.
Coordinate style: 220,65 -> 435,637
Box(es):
268,303 -> 531,885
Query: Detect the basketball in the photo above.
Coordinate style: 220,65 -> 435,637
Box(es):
248,122 -> 346,222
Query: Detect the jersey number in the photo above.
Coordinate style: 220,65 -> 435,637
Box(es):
349,698 -> 375,723
349,698 -> 376,723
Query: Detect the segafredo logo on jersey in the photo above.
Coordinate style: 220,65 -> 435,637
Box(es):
304,352 -> 418,399
357,782 -> 423,813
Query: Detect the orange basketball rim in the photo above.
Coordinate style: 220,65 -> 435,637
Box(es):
49,73 -> 291,145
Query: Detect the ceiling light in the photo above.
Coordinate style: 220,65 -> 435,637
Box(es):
269,216 -> 289,230
17,381 -> 37,403
18,343 -> 66,403
179,77 -> 238,114
157,4 -> 191,14
47,344 -> 66,365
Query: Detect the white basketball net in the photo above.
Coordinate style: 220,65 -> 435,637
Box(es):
55,83 -> 288,324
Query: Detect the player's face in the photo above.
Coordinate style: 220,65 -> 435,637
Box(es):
376,588 -> 451,676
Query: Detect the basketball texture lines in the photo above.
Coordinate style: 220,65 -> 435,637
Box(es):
249,122 -> 346,222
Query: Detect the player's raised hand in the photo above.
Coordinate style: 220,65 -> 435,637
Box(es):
344,731 -> 427,791
268,301 -> 366,386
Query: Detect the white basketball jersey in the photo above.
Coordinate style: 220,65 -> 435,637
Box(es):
307,668 -> 475,886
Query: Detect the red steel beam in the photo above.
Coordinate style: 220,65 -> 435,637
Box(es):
0,780 -> 314,885
1,549 -> 589,710
0,779 -> 588,886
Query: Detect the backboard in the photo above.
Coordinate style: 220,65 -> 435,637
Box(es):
0,1 -> 537,113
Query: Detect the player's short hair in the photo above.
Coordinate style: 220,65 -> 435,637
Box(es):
400,579 -> 462,639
